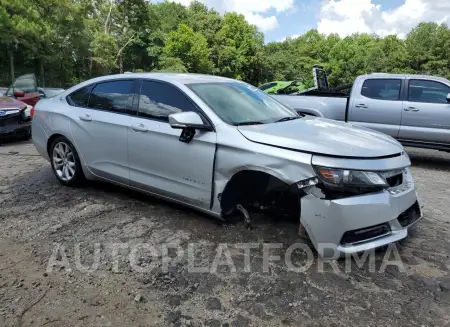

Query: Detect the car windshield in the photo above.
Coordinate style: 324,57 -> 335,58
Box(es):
188,82 -> 298,125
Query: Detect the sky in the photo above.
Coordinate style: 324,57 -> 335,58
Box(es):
157,0 -> 450,42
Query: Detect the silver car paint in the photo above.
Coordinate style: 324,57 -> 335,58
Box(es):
32,73 -> 420,258
128,115 -> 216,209
70,106 -> 131,184
272,94 -> 346,120
238,116 -> 404,158
348,75 -> 404,138
274,73 -> 450,149
399,100 -> 450,144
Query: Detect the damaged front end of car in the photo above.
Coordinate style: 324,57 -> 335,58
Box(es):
298,154 -> 422,259
210,124 -> 421,259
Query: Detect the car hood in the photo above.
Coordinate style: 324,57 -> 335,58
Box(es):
237,116 -> 404,158
0,97 -> 26,110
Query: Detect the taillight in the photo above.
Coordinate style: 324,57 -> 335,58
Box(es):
30,107 -> 35,118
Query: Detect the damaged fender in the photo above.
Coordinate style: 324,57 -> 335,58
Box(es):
210,124 -> 316,215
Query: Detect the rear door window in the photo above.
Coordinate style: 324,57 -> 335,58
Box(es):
361,79 -> 402,100
137,80 -> 199,121
88,80 -> 135,114
408,80 -> 450,104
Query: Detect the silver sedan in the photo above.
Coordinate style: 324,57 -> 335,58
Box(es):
32,73 -> 422,258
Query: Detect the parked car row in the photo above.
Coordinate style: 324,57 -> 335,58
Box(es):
32,73 -> 422,258
0,96 -> 33,140
0,74 -> 65,139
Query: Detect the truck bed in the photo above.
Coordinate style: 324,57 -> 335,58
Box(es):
272,94 -> 348,121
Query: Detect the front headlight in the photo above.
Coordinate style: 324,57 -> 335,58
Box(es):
314,166 -> 388,192
24,105 -> 32,118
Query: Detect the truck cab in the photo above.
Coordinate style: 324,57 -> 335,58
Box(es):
349,74 -> 450,149
274,69 -> 450,152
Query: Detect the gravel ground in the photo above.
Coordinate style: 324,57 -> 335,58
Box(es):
0,141 -> 449,327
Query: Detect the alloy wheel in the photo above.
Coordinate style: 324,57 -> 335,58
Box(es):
52,141 -> 76,182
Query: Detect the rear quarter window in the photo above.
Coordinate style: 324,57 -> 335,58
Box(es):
67,87 -> 91,107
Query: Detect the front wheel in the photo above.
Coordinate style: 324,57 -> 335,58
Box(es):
50,136 -> 84,186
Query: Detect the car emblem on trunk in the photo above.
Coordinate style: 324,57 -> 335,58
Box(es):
0,111 -> 6,116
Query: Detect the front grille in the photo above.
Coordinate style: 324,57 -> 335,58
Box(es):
0,113 -> 20,127
397,201 -> 421,227
340,223 -> 391,246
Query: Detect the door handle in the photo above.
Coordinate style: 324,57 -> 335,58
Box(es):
355,104 -> 368,108
131,123 -> 148,132
404,107 -> 420,112
79,114 -> 92,122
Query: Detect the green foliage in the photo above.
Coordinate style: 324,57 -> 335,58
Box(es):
91,32 -> 118,70
164,24 -> 213,73
155,56 -> 188,73
0,0 -> 449,88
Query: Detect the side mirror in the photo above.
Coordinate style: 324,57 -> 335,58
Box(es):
168,112 -> 210,130
13,90 -> 25,98
447,93 -> 450,103
169,112 -> 212,144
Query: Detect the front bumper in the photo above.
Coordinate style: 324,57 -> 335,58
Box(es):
300,169 -> 422,259
0,122 -> 31,136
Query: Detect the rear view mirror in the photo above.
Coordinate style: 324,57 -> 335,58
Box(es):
14,90 -> 25,97
447,93 -> 450,103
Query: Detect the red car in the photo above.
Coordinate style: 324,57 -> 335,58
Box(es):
4,73 -> 40,106
0,96 -> 33,139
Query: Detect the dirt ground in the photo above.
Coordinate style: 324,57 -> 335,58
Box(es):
0,140 -> 449,327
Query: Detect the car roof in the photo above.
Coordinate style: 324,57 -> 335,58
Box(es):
361,73 -> 450,83
86,73 -> 236,85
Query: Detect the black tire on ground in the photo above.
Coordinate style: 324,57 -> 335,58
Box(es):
49,136 -> 85,186
19,126 -> 32,141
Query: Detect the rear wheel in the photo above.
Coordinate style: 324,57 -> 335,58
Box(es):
50,136 -> 84,186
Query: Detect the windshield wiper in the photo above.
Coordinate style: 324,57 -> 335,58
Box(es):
274,116 -> 302,123
233,121 -> 266,126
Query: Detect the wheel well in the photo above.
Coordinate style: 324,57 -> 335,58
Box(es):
47,133 -> 65,156
220,170 -> 299,218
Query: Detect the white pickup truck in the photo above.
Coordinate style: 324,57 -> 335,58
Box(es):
273,67 -> 450,151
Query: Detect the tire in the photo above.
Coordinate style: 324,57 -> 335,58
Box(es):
19,126 -> 31,141
50,136 -> 85,186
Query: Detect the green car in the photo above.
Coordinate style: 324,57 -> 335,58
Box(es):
259,80 -> 305,95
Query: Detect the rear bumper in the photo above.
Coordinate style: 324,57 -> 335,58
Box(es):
300,169 -> 421,258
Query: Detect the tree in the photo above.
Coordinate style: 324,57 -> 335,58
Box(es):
406,22 -> 450,77
163,24 -> 214,73
213,13 -> 263,83
0,0 -> 51,80
1,0 -> 449,88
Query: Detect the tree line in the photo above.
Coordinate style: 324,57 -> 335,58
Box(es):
1,0 -> 449,88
